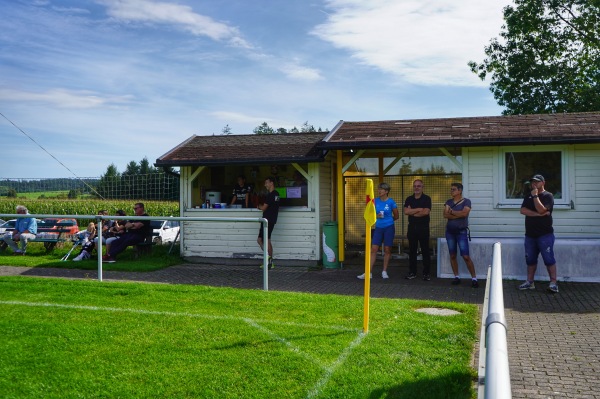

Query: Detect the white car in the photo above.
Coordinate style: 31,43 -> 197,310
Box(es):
151,219 -> 180,245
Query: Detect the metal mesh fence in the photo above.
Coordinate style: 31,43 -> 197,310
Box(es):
344,174 -> 462,251
0,173 -> 179,201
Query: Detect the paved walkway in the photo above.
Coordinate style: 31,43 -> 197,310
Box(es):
1,258 -> 599,398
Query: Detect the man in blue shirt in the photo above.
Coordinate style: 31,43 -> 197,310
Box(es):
3,205 -> 37,255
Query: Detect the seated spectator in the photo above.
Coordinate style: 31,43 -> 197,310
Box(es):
92,210 -> 109,242
2,205 -> 38,255
95,210 -> 126,253
72,223 -> 96,261
102,203 -> 150,263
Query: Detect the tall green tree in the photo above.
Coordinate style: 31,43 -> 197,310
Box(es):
253,122 -> 275,135
469,0 -> 600,115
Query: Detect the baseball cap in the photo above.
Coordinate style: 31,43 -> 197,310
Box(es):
531,174 -> 545,182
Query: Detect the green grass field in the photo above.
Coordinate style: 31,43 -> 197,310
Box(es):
0,241 -> 181,272
0,277 -> 478,399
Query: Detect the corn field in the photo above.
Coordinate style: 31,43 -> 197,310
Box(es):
0,199 -> 179,226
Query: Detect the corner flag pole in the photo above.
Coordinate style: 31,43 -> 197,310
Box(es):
363,179 -> 377,333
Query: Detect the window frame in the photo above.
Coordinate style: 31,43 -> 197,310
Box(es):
495,145 -> 573,209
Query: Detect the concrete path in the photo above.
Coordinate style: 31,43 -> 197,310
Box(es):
1,259 -> 598,399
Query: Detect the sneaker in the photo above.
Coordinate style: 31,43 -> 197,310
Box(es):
102,255 -> 116,263
471,279 -> 479,288
518,281 -> 535,290
13,251 -> 25,256
382,271 -> 389,279
260,257 -> 275,269
73,254 -> 84,262
422,274 -> 431,281
405,273 -> 417,280
451,277 -> 461,285
357,273 -> 372,280
547,283 -> 559,293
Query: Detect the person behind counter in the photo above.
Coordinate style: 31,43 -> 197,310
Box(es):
231,175 -> 253,208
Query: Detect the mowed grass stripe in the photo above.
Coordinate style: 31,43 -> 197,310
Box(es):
0,277 -> 478,399
0,300 -> 357,333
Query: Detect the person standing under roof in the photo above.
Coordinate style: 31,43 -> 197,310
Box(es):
257,176 -> 280,269
518,174 -> 559,293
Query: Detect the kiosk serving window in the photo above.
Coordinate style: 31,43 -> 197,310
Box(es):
191,163 -> 310,208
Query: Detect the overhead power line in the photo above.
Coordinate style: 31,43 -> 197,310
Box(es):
0,111 -> 106,200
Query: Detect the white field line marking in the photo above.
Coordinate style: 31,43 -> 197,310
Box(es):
2,299 -> 366,396
244,318 -> 328,370
0,300 -> 356,332
306,332 -> 366,399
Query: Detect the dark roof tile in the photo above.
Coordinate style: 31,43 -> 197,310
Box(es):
156,132 -> 327,166
322,113 -> 600,149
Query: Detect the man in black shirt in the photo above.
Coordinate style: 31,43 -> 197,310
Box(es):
403,179 -> 432,280
103,202 -> 151,263
257,176 -> 280,268
518,175 -> 559,293
231,175 -> 252,208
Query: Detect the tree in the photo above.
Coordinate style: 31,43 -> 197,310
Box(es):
139,157 -> 155,174
300,121 -> 316,133
469,0 -> 600,115
7,188 -> 17,198
253,122 -> 275,135
123,161 -> 140,176
222,124 -> 232,135
276,127 -> 288,134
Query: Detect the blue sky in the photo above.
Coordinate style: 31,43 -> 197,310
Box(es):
1,0 -> 509,178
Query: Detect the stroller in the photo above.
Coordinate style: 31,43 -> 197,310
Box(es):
61,223 -> 96,261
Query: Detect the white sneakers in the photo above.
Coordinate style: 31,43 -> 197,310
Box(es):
357,272 -> 390,279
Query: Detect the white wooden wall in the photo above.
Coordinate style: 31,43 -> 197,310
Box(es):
464,144 -> 600,238
181,209 -> 318,260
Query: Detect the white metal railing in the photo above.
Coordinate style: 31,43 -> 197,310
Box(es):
0,213 -> 270,290
478,242 -> 511,399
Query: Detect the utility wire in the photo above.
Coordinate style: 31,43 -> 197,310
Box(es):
0,111 -> 107,200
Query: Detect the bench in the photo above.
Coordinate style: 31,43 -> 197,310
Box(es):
0,219 -> 78,252
32,220 -> 79,251
133,231 -> 160,259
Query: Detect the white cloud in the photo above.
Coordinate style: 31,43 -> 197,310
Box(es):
312,0 -> 508,86
0,88 -> 133,109
98,0 -> 252,48
280,63 -> 323,81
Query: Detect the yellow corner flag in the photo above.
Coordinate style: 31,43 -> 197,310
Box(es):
363,179 -> 376,334
364,179 -> 376,227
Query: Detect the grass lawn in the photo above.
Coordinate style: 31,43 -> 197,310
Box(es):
0,241 -> 181,272
0,277 -> 478,399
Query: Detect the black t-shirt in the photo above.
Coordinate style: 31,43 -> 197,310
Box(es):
403,194 -> 432,226
521,191 -> 554,237
130,213 -> 152,237
263,190 -> 280,225
232,184 -> 252,207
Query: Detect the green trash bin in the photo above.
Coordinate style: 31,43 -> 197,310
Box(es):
322,221 -> 339,268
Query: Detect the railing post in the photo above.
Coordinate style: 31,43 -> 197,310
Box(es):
482,242 -> 512,399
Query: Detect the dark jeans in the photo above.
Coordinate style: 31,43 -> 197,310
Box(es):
408,224 -> 431,275
108,232 -> 145,258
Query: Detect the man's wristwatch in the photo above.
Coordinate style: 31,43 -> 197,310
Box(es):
532,195 -> 539,198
